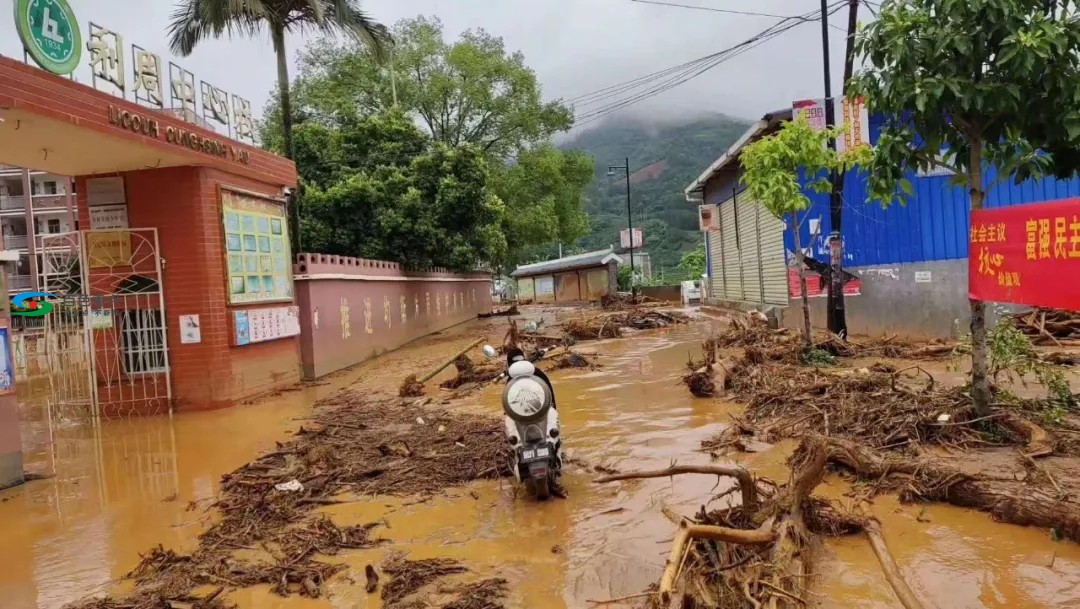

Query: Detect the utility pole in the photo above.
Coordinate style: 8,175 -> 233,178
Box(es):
607,158 -> 636,296
820,0 -> 854,338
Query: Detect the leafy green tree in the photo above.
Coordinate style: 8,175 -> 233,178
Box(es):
298,112 -> 506,271
849,0 -> 1080,413
740,115 -> 855,347
679,243 -> 706,279
168,0 -> 391,243
287,15 -> 571,158
492,145 -> 592,269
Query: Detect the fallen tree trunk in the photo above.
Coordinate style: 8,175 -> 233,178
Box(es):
595,464 -> 757,509
865,519 -> 927,609
817,435 -> 1080,542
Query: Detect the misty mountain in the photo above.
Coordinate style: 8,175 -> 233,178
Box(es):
561,113 -> 752,275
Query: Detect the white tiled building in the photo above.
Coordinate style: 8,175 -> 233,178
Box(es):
0,165 -> 78,294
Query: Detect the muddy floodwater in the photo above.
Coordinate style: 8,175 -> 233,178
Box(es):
3,316 -> 1080,608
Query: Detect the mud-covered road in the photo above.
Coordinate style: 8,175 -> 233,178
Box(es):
2,311 -> 1079,608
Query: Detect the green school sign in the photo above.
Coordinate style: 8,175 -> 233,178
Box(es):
14,0 -> 82,75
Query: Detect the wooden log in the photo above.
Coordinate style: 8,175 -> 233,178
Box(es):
595,464 -> 758,508
658,521 -> 777,604
865,519 -> 928,609
418,337 -> 486,384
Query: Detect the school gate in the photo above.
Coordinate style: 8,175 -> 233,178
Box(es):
0,22 -> 299,486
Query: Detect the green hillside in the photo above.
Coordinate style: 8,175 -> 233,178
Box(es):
561,113 -> 752,276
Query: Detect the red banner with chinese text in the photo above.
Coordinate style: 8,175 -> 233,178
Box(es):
969,198 -> 1080,309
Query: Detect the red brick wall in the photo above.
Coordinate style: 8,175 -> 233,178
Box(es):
294,254 -> 493,379
74,167 -> 301,412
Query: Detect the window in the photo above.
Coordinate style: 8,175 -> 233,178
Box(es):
222,190 -> 292,304
43,181 -> 57,195
121,309 -> 168,374
46,219 -> 60,233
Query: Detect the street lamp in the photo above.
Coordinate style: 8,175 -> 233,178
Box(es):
607,157 -> 636,296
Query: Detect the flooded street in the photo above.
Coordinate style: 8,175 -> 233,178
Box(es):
3,314 -> 1080,608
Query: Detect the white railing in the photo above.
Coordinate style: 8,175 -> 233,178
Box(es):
0,194 -> 69,212
9,275 -> 31,290
3,235 -> 28,249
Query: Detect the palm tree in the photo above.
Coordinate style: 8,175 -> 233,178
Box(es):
168,0 -> 390,243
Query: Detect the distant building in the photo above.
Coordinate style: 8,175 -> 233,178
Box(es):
512,248 -> 623,303
0,165 -> 78,296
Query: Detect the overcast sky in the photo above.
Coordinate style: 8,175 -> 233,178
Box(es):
0,0 -> 875,132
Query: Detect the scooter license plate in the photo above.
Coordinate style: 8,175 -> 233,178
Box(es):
522,447 -> 550,461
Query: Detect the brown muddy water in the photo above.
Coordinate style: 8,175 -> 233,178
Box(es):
2,314 -> 1079,609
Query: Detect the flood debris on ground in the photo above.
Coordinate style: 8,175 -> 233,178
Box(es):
67,394 -> 513,609
399,337 -> 487,397
1012,307 -> 1080,345
626,317 -> 1080,607
379,554 -> 508,609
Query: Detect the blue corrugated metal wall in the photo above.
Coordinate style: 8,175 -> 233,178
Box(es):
785,114 -> 1080,266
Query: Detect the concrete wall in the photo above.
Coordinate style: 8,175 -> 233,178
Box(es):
294,254 -> 493,379
640,285 -> 682,303
779,259 -> 981,339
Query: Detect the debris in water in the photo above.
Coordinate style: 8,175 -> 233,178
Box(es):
381,555 -> 468,608
273,479 -> 304,492
1012,307 -> 1080,344
65,394 -> 513,609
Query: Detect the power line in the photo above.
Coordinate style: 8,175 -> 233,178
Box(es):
570,1 -> 848,127
628,0 -> 848,32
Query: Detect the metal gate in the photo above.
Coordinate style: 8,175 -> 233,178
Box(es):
20,228 -> 172,421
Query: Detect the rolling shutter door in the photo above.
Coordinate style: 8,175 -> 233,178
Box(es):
707,227 -> 723,298
758,206 -> 789,306
719,201 -> 740,301
737,196 -> 762,305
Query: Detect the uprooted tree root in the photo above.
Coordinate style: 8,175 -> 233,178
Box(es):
440,355 -> 504,390
68,394 -> 514,609
597,437 -> 873,608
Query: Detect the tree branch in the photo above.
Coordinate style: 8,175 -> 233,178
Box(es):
595,464 -> 757,508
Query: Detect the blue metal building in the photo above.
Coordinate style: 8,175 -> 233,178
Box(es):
687,110 -> 1080,339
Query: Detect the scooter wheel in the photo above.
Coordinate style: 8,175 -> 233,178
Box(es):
533,477 -> 551,501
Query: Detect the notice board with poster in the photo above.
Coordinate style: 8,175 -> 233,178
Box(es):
233,306 -> 300,346
86,176 -> 132,268
222,190 -> 293,304
969,198 -> 1080,309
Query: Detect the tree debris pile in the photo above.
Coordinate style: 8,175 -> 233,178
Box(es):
479,305 -> 519,318
1012,308 -> 1080,344
67,395 -> 513,609
440,355 -> 504,389
560,308 -> 689,341
380,554 -> 507,609
814,434 -> 1080,543
400,374 -> 425,397
712,321 -> 955,364
598,440 -> 863,608
683,337 -> 724,398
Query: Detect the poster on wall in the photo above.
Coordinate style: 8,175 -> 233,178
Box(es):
86,176 -> 127,206
234,306 -> 301,346
180,314 -> 202,344
222,189 -> 293,305
89,204 -> 130,230
836,96 -> 870,152
234,311 -> 250,345
968,198 -> 1080,309
788,268 -> 862,298
86,231 -> 133,268
0,328 -> 12,393
792,99 -> 827,131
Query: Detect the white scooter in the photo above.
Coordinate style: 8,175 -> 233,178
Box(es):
483,344 -> 564,500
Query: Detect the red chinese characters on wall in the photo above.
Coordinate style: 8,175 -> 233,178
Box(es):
969,198 -> 1080,309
